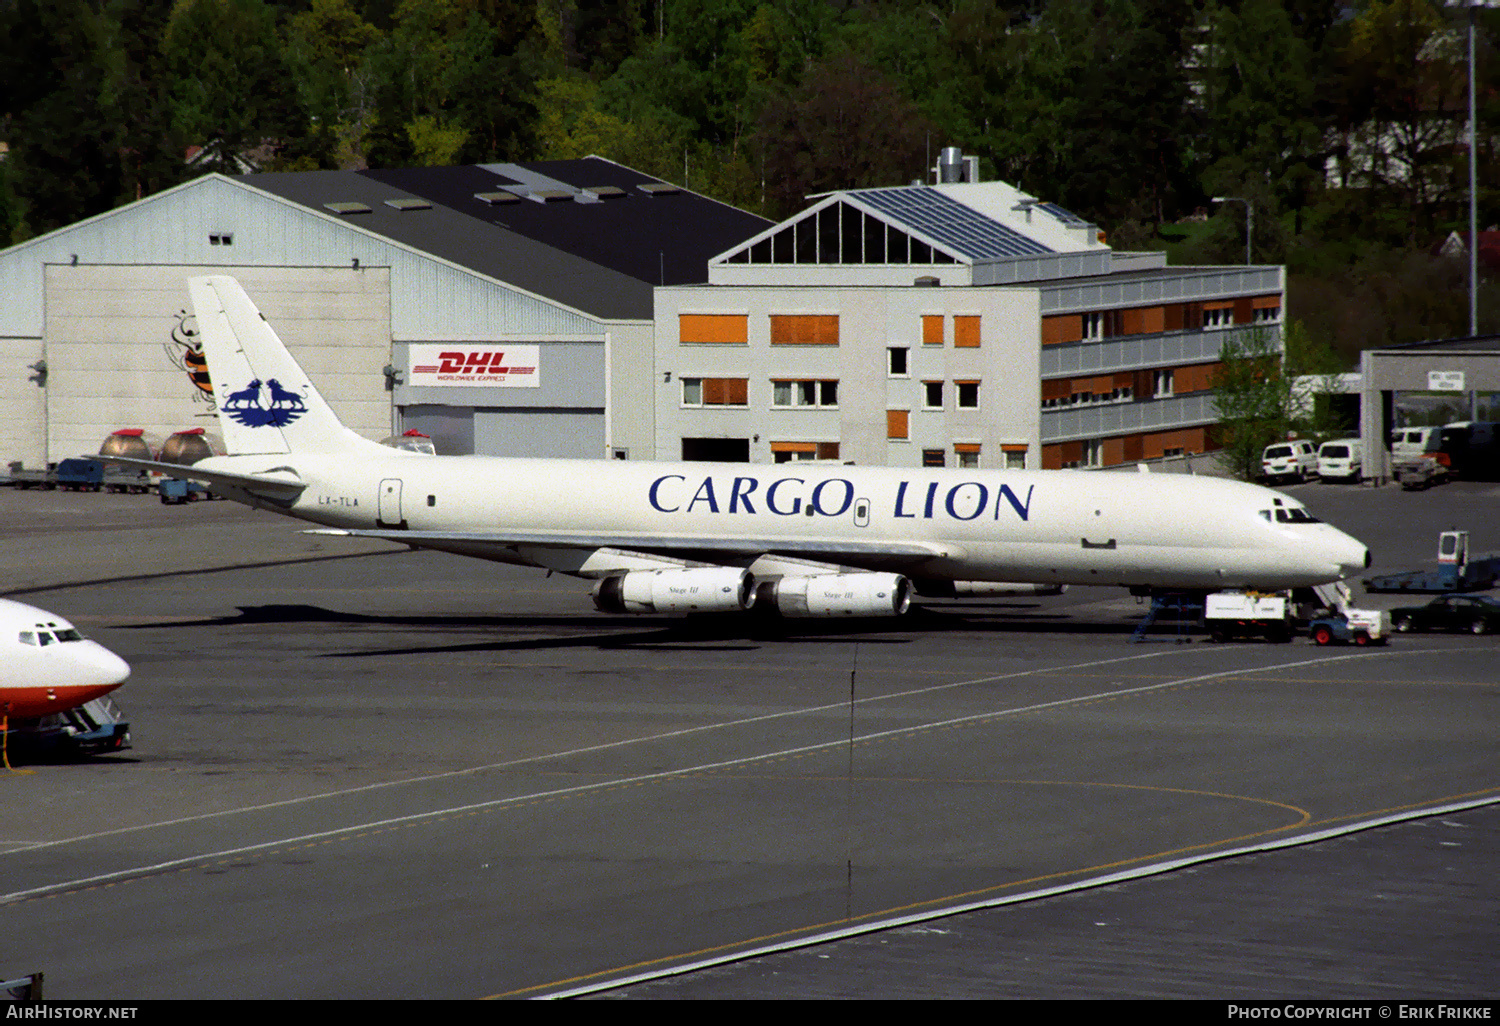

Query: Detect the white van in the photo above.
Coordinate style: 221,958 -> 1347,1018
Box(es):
1390,426 -> 1437,460
1261,440 -> 1319,482
1317,439 -> 1363,482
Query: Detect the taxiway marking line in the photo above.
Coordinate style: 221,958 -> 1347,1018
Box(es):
521,790 -> 1500,999
1,647 -> 1415,906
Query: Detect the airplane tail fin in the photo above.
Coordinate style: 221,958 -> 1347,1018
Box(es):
189,275 -> 374,456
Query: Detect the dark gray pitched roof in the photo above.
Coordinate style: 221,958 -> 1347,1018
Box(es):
245,157 -> 770,321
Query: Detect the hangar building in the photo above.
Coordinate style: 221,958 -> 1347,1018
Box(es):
0,158 -> 768,467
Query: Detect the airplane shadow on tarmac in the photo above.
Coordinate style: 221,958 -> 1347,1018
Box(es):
122,601 -> 1157,659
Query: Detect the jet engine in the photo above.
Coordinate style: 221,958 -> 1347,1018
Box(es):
592,567 -> 756,614
758,573 -> 912,618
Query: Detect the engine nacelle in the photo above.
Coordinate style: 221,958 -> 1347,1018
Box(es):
593,567 -> 756,614
759,573 -> 912,618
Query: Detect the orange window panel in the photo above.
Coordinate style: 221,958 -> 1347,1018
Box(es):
1042,314 -> 1082,346
922,315 -> 944,346
886,410 -> 909,440
700,378 -> 748,405
771,441 -> 817,453
1041,444 -> 1064,470
1120,306 -> 1165,335
770,314 -> 839,345
954,315 -> 981,348
954,443 -> 982,454
679,314 -> 748,344
1252,295 -> 1281,309
1042,378 -> 1070,401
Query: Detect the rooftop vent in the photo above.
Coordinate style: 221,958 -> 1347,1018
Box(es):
384,197 -> 431,211
324,201 -> 372,215
474,190 -> 521,205
531,189 -> 575,202
585,185 -> 627,199
639,183 -> 681,195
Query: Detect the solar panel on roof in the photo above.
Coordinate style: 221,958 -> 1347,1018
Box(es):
856,188 -> 1053,260
1037,202 -> 1089,228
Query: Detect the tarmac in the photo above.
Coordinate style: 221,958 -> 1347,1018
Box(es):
0,478 -> 1495,1000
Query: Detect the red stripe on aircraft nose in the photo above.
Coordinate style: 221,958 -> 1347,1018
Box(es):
1,683 -> 124,718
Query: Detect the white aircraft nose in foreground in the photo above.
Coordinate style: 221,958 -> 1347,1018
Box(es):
1,598 -> 130,718
101,275 -> 1369,618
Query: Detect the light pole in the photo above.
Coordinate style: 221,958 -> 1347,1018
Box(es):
1452,0 -> 1496,337
1212,196 -> 1253,265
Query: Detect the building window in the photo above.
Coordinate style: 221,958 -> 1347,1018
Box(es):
680,314 -> 748,345
922,315 -> 944,346
1202,303 -> 1233,329
887,409 -> 909,440
1082,311 -> 1103,340
770,314 -> 839,345
772,441 -> 841,463
682,377 -> 749,407
956,380 -> 980,409
772,379 -> 839,407
1002,445 -> 1026,470
954,315 -> 981,348
888,347 -> 909,376
1253,304 -> 1281,324
923,381 -> 944,409
1154,369 -> 1174,397
955,443 -> 982,469
923,448 -> 946,467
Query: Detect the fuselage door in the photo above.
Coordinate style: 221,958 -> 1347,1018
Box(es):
378,478 -> 405,528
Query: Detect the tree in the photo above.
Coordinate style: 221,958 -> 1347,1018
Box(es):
161,0 -> 306,174
1212,326 -> 1292,480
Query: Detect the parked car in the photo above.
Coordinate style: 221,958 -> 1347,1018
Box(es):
1390,426 -> 1438,460
1389,594 -> 1500,635
1261,441 -> 1318,483
1317,438 -> 1363,482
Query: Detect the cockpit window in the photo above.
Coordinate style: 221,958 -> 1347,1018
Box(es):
1260,510 -> 1272,521
1273,507 -> 1323,524
19,631 -> 35,645
36,631 -> 54,646
54,628 -> 83,642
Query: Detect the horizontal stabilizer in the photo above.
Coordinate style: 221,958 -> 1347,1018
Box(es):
93,455 -> 307,497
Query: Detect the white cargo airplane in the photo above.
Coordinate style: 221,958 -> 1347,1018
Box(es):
101,275 -> 1369,618
1,598 -> 129,719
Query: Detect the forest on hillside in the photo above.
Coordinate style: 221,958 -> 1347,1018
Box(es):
2,0 -> 1497,363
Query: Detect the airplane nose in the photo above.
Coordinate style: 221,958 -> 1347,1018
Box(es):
1335,535 -> 1371,579
73,642 -> 131,688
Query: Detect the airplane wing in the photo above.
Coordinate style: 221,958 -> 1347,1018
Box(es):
305,527 -> 954,573
92,455 -> 307,498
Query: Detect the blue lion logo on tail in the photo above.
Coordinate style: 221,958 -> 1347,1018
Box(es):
222,379 -> 307,428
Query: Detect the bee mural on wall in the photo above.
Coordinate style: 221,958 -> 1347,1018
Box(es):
164,309 -> 215,406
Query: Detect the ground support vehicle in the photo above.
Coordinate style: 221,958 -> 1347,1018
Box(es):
1130,592 -> 1204,642
1365,531 -> 1500,593
1204,590 -> 1294,642
1392,455 -> 1447,490
54,458 -> 104,492
1309,609 -> 1389,646
105,468 -> 154,493
5,461 -> 54,489
2,697 -> 130,758
1389,594 -> 1500,635
159,477 -> 213,504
